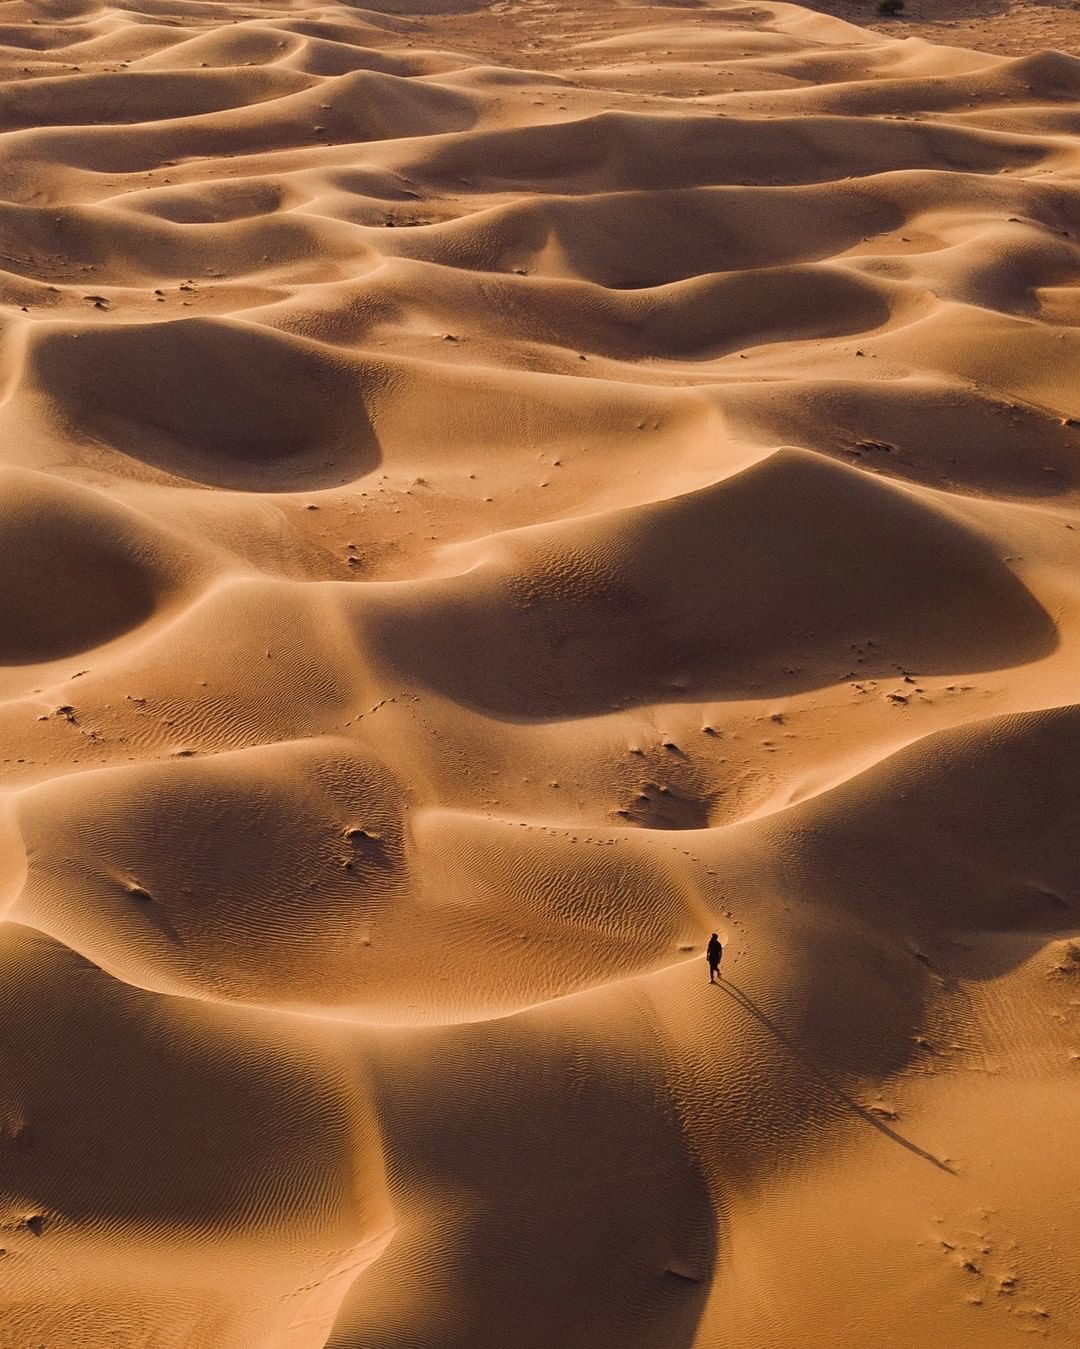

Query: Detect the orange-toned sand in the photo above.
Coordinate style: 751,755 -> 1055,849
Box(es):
1,0 -> 1079,1343
813,0 -> 1080,59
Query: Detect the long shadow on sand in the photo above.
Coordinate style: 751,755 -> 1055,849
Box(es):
715,977 -> 956,1175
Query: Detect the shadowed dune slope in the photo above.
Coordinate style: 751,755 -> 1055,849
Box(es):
724,703 -> 1080,952
22,319 -> 379,487
0,468 -> 198,663
2,0 -> 1080,1345
0,923 -> 392,1348
361,447 -> 1057,717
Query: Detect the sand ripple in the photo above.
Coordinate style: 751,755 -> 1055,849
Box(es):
1,0 -> 1079,1344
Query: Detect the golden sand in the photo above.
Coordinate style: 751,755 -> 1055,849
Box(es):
1,0 -> 1079,1343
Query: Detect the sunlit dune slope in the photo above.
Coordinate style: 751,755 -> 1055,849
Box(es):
0,0 -> 1079,1345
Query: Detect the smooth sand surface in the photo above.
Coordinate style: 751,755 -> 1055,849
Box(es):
1,0 -> 1079,1343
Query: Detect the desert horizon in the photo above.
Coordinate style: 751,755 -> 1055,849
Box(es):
0,0 -> 1079,1343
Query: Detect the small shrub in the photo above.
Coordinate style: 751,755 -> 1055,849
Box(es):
877,0 -> 905,13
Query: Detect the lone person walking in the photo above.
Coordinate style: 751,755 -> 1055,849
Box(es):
707,932 -> 723,983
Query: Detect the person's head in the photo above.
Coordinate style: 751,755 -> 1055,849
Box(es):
711,932 -> 718,939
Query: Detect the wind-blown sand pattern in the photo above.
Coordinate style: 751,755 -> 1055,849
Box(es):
1,0 -> 1080,1343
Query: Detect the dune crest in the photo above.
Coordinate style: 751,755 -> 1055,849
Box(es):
1,0 -> 1079,1345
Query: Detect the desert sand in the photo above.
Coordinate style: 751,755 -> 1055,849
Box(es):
812,0 -> 1080,59
0,0 -> 1079,1343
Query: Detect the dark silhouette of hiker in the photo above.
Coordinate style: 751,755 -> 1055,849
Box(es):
707,933 -> 723,983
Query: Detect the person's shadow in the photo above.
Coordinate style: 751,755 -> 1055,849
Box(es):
714,976 -> 956,1175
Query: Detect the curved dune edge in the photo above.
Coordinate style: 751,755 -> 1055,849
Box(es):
1,0 -> 1080,1346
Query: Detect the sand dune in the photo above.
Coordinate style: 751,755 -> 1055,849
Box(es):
1,0 -> 1079,1344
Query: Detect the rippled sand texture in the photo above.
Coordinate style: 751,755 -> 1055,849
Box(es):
2,0 -> 1080,1344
